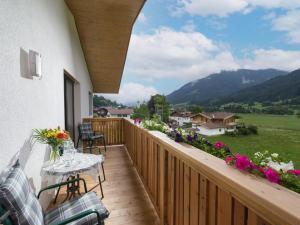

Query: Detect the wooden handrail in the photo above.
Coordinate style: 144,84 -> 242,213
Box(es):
122,118 -> 300,225
83,118 -> 124,145
85,118 -> 300,225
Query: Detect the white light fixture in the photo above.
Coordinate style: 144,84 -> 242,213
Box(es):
29,50 -> 42,79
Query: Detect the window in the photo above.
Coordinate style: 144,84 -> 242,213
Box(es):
89,92 -> 93,116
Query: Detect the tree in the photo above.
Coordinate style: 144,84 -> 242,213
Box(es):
147,94 -> 170,123
188,105 -> 203,114
132,102 -> 149,119
93,95 -> 125,108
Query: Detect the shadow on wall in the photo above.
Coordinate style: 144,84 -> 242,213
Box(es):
20,48 -> 32,80
0,135 -> 35,184
0,134 -> 52,207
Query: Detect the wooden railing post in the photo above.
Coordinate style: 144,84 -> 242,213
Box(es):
159,148 -> 166,225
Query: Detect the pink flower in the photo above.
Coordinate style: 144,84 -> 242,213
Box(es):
264,168 -> 280,183
214,141 -> 226,150
225,156 -> 233,164
250,162 -> 259,170
288,169 -> 300,177
235,154 -> 251,170
134,118 -> 141,124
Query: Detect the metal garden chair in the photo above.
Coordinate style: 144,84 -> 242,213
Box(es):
0,161 -> 109,225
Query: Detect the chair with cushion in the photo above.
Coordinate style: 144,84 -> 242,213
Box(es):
76,123 -> 106,182
0,161 -> 109,225
76,123 -> 107,154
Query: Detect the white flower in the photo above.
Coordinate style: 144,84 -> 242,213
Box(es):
271,153 -> 279,158
267,161 -> 294,173
254,152 -> 262,158
265,157 -> 272,162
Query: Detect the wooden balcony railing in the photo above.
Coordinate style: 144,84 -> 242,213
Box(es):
83,118 -> 123,145
86,118 -> 300,225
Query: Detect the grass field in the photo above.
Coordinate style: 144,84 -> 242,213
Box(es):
207,114 -> 300,168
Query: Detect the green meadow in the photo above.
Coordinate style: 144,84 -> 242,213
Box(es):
207,114 -> 300,168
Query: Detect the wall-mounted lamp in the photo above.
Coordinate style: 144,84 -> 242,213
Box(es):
29,50 -> 42,79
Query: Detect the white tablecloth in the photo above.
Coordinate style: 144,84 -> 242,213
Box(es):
41,153 -> 104,185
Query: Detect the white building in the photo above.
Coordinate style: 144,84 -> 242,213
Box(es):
191,112 -> 236,136
169,111 -> 192,126
0,0 -> 143,207
192,122 -> 236,136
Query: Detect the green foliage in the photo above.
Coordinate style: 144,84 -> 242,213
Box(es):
132,102 -> 149,119
141,115 -> 169,133
93,95 -> 125,108
296,111 -> 300,118
262,105 -> 294,115
248,125 -> 258,134
188,105 -> 203,114
225,124 -> 258,136
182,122 -> 192,129
148,94 -> 170,123
280,173 -> 300,193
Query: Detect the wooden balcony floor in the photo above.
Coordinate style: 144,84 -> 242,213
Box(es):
55,146 -> 159,225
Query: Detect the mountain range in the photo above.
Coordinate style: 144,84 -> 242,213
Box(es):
219,69 -> 300,104
166,69 -> 296,105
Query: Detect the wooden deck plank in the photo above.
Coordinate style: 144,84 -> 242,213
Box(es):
54,146 -> 159,225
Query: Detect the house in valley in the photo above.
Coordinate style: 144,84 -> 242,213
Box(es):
169,111 -> 192,126
106,107 -> 134,118
191,112 -> 236,136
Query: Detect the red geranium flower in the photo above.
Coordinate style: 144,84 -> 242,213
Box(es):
264,168 -> 280,183
288,169 -> 300,177
225,156 -> 233,164
214,141 -> 226,150
235,154 -> 251,170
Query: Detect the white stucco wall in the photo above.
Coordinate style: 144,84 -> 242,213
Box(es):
196,127 -> 226,136
170,116 -> 191,126
0,0 -> 92,203
195,126 -> 236,136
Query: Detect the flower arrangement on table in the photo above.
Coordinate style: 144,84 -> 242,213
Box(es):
33,127 -> 69,161
137,118 -> 300,194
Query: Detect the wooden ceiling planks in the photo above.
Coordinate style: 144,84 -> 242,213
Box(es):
65,0 -> 145,93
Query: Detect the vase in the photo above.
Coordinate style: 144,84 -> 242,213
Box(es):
49,145 -> 60,162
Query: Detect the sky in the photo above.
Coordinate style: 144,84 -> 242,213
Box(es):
103,0 -> 300,105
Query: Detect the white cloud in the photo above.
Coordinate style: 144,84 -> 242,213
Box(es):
102,82 -> 158,105
177,0 -> 248,17
243,49 -> 300,71
137,12 -> 147,23
247,0 -> 300,10
126,27 -> 240,81
182,20 -> 197,32
271,10 -> 300,43
176,0 -> 300,17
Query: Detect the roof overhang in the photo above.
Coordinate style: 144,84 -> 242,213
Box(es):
65,0 -> 146,93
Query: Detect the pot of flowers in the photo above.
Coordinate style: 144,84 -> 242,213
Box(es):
33,127 -> 69,162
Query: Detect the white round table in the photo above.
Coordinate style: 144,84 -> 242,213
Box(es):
42,153 -> 105,201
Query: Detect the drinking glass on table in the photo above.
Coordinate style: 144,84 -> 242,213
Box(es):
62,140 -> 76,166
